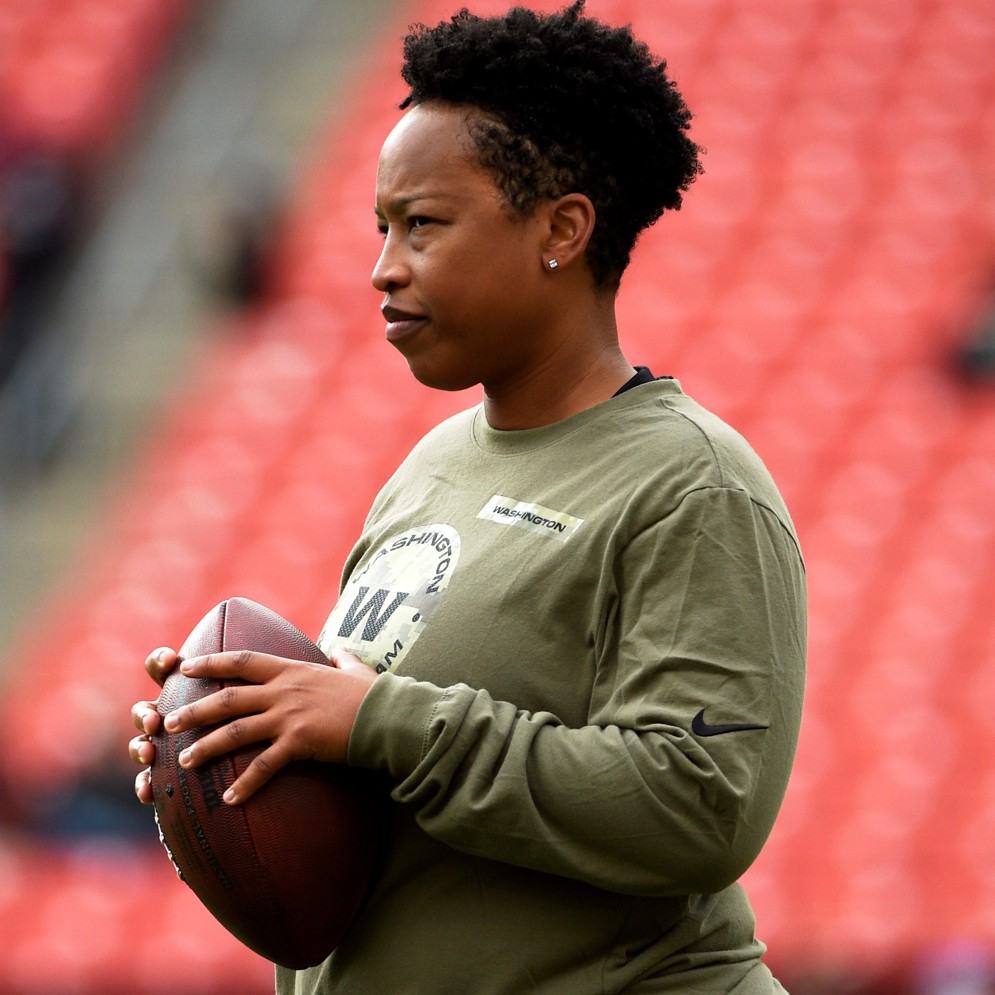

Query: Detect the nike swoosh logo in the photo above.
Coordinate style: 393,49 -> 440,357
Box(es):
691,709 -> 769,737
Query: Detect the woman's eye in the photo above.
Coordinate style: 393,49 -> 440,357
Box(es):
376,216 -> 433,237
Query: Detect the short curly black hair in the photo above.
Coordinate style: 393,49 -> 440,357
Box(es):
398,1 -> 702,288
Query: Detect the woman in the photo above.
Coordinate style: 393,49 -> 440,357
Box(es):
130,4 -> 806,991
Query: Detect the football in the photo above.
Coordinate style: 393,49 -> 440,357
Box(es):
150,597 -> 382,969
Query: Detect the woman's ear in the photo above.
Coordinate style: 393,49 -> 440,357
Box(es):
541,193 -> 596,272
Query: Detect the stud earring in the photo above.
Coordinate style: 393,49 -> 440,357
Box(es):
548,258 -> 559,270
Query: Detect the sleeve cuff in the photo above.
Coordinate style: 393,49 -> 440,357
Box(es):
346,671 -> 449,776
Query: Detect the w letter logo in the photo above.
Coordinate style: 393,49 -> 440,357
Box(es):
336,586 -> 409,642
318,523 -> 460,672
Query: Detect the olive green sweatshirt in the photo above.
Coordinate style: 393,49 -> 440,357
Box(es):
277,378 -> 805,993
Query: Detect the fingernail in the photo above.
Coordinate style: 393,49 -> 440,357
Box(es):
179,748 -> 192,766
224,788 -> 237,804
164,713 -> 179,731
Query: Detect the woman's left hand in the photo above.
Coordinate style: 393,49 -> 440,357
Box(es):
161,647 -> 378,805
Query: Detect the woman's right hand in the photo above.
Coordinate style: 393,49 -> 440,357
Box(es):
129,647 -> 180,804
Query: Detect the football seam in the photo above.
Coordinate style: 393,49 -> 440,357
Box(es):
220,598 -> 305,961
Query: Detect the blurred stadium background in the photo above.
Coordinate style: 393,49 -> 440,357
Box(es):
0,0 -> 992,991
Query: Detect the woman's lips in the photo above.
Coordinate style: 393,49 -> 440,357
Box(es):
382,305 -> 427,343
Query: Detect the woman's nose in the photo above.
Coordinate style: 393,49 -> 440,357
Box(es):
371,233 -> 408,292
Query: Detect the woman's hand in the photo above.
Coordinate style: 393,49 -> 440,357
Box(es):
129,647 -> 181,805
133,647 -> 377,807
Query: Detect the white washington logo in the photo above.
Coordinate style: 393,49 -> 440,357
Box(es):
318,525 -> 460,673
477,495 -> 584,541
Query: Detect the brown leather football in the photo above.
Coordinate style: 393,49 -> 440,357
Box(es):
150,597 -> 381,968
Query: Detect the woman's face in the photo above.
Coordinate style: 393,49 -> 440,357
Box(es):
373,102 -> 555,393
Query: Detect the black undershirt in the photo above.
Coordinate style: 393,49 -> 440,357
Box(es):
613,366 -> 667,396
